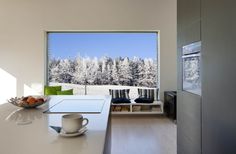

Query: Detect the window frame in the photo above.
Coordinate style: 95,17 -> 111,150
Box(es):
44,30 -> 160,92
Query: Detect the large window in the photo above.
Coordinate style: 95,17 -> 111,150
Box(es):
47,32 -> 159,99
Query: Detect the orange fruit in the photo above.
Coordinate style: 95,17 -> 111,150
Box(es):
27,96 -> 37,105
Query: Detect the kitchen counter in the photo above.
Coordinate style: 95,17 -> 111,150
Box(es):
0,95 -> 111,154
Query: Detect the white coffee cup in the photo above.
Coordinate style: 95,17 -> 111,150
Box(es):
62,114 -> 89,134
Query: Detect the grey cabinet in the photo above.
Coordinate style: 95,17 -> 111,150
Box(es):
177,92 -> 201,154
178,0 -> 236,154
177,0 -> 201,47
178,0 -> 236,153
201,0 -> 236,153
177,0 -> 202,153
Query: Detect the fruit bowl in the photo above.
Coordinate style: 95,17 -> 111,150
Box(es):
8,96 -> 48,109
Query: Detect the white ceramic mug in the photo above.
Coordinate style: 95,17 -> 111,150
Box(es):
62,114 -> 89,134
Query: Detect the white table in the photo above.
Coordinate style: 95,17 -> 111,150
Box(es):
0,95 -> 111,154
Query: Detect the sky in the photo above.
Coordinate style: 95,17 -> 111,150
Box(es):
48,32 -> 158,59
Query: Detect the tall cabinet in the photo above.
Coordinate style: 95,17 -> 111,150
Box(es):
177,0 -> 202,153
201,0 -> 236,153
178,0 -> 236,154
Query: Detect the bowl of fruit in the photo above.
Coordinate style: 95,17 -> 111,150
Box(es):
8,96 -> 48,109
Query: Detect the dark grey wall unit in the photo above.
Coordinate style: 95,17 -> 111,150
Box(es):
177,0 -> 201,47
178,0 -> 236,153
201,0 -> 236,153
177,92 -> 201,154
177,0 -> 202,153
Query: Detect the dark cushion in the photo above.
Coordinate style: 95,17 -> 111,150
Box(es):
112,98 -> 131,104
109,89 -> 130,99
134,97 -> 154,103
138,88 -> 159,101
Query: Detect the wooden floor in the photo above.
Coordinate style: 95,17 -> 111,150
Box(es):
111,116 -> 177,154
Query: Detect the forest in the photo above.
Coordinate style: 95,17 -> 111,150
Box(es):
48,56 -> 158,87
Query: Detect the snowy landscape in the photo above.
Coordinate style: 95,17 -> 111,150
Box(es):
48,56 -> 158,97
47,32 -> 158,96
49,82 -> 150,99
49,56 -> 157,86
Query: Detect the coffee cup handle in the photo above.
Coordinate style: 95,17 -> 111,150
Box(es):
82,118 -> 89,127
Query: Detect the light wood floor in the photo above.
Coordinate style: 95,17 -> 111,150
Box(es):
111,116 -> 177,154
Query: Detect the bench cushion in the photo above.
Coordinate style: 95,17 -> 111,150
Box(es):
112,98 -> 131,104
134,97 -> 154,103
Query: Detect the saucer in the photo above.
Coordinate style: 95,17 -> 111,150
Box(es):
59,127 -> 87,137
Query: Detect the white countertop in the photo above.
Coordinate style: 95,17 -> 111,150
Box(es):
0,95 -> 111,154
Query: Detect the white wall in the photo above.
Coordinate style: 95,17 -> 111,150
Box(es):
0,0 -> 176,101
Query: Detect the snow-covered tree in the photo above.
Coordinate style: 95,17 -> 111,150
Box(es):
111,60 -> 119,85
86,57 -> 99,84
136,59 -> 145,86
48,58 -> 60,82
153,60 -> 158,87
58,59 -> 74,83
73,56 -> 86,84
119,57 -> 132,85
100,57 -> 110,84
48,55 -> 157,87
143,58 -> 155,87
130,57 -> 140,86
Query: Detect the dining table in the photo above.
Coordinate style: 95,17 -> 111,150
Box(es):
0,95 -> 112,154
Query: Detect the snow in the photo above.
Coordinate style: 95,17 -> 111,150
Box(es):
49,82 -> 152,99
48,56 -> 159,98
48,56 -> 158,87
